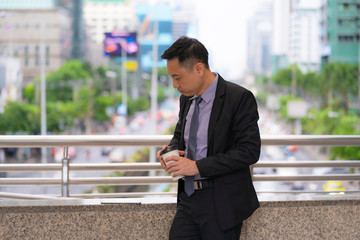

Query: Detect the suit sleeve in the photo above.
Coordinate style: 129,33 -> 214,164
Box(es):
168,95 -> 186,149
196,90 -> 261,178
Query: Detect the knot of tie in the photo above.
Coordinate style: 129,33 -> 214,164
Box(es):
195,96 -> 202,105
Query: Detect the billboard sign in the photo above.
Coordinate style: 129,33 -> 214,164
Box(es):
287,100 -> 307,118
104,31 -> 138,57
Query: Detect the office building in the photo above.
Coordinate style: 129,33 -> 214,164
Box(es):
271,0 -> 321,74
247,0 -> 273,75
0,1 -> 72,84
320,0 -> 360,65
136,3 -> 173,72
289,0 -> 321,72
0,58 -> 22,113
272,0 -> 290,74
83,0 -> 137,44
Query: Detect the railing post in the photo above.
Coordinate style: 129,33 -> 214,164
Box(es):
61,146 -> 70,198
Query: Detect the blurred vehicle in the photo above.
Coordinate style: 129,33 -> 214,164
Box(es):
323,180 -> 346,194
325,168 -> 349,174
282,145 -> 298,157
109,148 -> 125,163
53,147 -> 76,162
286,145 -> 298,152
101,146 -> 113,156
291,182 -> 305,190
113,115 -> 127,133
253,168 -> 266,175
129,120 -> 141,132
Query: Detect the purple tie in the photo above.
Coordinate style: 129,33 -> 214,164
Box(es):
185,96 -> 202,196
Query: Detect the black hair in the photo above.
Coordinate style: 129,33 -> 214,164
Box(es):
161,36 -> 209,70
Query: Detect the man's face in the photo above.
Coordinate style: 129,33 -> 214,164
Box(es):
167,58 -> 203,96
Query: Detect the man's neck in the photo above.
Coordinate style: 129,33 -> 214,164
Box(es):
197,70 -> 215,96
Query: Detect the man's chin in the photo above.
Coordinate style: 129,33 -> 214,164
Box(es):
180,92 -> 192,96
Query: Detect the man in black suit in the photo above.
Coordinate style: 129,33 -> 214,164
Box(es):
157,36 -> 261,240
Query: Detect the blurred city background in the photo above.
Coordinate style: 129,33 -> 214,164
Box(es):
0,0 -> 359,198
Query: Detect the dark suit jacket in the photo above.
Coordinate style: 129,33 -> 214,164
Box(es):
169,74 -> 261,231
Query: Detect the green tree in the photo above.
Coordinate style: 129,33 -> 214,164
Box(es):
0,101 -> 40,134
23,83 -> 36,103
93,95 -> 113,122
271,64 -> 303,87
302,108 -> 360,160
320,62 -> 358,112
46,60 -> 92,102
46,101 -> 77,133
302,108 -> 339,134
299,71 -> 320,97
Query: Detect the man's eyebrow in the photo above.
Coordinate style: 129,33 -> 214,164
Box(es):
170,74 -> 180,78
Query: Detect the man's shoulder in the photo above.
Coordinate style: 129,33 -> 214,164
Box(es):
225,81 -> 248,92
219,77 -> 252,97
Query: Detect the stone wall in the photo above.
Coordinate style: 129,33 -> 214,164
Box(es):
1,198 -> 359,239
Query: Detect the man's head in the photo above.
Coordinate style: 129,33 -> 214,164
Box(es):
161,36 -> 209,70
161,36 -> 213,96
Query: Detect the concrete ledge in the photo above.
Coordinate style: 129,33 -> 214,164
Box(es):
0,199 -> 176,240
1,196 -> 360,239
241,198 -> 360,240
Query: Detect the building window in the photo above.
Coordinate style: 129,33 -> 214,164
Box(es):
24,46 -> 29,66
338,35 -> 356,42
13,45 -> 19,57
46,46 -> 50,66
35,45 -> 39,66
338,19 -> 353,26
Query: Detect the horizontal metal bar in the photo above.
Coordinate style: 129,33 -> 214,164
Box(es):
0,163 -> 163,172
0,192 -> 60,200
69,163 -> 163,171
255,161 -> 360,168
0,178 -> 61,185
1,135 -> 360,147
1,174 -> 359,186
0,164 -> 62,171
256,190 -> 360,194
70,192 -> 177,198
261,135 -> 360,146
1,161 -> 360,172
69,176 -> 175,185
0,135 -> 171,147
253,174 -> 360,181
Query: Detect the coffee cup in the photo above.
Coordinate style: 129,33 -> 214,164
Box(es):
160,146 -> 184,180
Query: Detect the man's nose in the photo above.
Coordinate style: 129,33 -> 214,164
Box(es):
173,80 -> 179,88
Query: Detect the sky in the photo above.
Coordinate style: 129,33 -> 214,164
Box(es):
195,0 -> 259,80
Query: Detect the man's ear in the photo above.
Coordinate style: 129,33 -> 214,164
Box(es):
195,62 -> 204,76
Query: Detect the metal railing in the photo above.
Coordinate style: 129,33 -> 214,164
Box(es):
0,135 -> 360,199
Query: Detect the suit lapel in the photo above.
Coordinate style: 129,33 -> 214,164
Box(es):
179,96 -> 192,149
207,75 -> 226,150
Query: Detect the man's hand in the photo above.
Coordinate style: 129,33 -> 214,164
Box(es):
164,155 -> 199,177
157,145 -> 168,169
